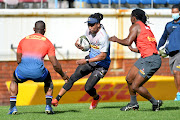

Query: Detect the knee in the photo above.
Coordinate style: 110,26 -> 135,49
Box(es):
173,70 -> 180,76
131,84 -> 138,92
126,76 -> 133,85
63,79 -> 74,91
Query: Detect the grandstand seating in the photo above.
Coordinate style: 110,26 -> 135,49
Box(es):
86,0 -> 99,4
0,0 -> 4,9
153,0 -> 167,4
19,0 -> 48,8
85,0 -> 99,8
126,0 -> 140,8
0,0 -> 180,9
99,0 -> 112,8
33,0 -> 47,2
140,0 -> 151,4
139,0 -> 151,8
126,0 -> 140,4
167,0 -> 180,4
99,0 -> 112,4
19,0 -> 47,2
112,0 -> 126,4
153,0 -> 167,8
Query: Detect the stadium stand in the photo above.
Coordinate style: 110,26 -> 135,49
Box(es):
166,0 -> 180,8
5,0 -> 19,8
18,0 -> 48,8
99,0 -> 112,8
127,0 -> 140,4
112,0 -> 127,9
112,0 -> 126,4
153,0 -> 167,4
153,0 -> 168,8
1,0 -> 180,9
139,0 -> 151,8
86,0 -> 99,4
140,0 -> 151,4
167,0 -> 180,4
86,0 -> 99,8
0,0 -> 4,9
99,0 -> 111,4
126,0 -> 140,8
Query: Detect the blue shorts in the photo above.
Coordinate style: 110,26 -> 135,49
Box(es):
134,54 -> 161,79
14,68 -> 49,83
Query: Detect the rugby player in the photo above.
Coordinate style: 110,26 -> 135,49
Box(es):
157,4 -> 180,101
109,9 -> 163,111
52,13 -> 111,110
8,20 -> 69,114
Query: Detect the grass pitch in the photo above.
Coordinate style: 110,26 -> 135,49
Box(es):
0,100 -> 180,120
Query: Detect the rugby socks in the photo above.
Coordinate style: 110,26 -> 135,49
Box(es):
56,95 -> 62,101
10,96 -> 17,109
46,95 -> 53,106
93,95 -> 99,100
149,97 -> 158,105
130,95 -> 138,104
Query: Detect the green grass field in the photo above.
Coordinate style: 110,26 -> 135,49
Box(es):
0,100 -> 180,120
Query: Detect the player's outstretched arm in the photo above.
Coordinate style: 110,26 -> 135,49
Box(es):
109,24 -> 138,46
48,56 -> 69,82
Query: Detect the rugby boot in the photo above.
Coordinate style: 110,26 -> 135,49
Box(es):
51,99 -> 58,107
8,106 -> 17,115
174,92 -> 180,101
45,105 -> 54,114
89,95 -> 102,109
120,103 -> 139,111
152,100 -> 163,111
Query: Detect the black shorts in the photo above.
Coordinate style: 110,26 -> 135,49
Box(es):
13,70 -> 52,83
134,54 -> 161,79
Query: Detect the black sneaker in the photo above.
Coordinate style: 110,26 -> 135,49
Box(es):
152,100 -> 163,111
120,103 -> 139,111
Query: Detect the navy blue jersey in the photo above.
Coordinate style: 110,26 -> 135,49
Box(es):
157,20 -> 180,54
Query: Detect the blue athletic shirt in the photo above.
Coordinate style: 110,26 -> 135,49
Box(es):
157,19 -> 180,54
85,26 -> 111,69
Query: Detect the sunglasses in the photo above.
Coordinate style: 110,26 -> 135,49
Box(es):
88,23 -> 96,27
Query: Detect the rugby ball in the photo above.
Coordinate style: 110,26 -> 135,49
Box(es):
159,47 -> 168,58
77,35 -> 90,51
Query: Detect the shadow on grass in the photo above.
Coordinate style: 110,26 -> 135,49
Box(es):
161,107 -> 180,111
99,105 -> 180,111
15,110 -> 80,115
54,110 -> 80,114
11,112 -> 45,115
98,106 -> 123,109
141,106 -> 180,111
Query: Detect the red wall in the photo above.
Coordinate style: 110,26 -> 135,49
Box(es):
0,58 -> 172,105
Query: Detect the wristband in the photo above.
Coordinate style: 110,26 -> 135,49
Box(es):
86,59 -> 89,63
